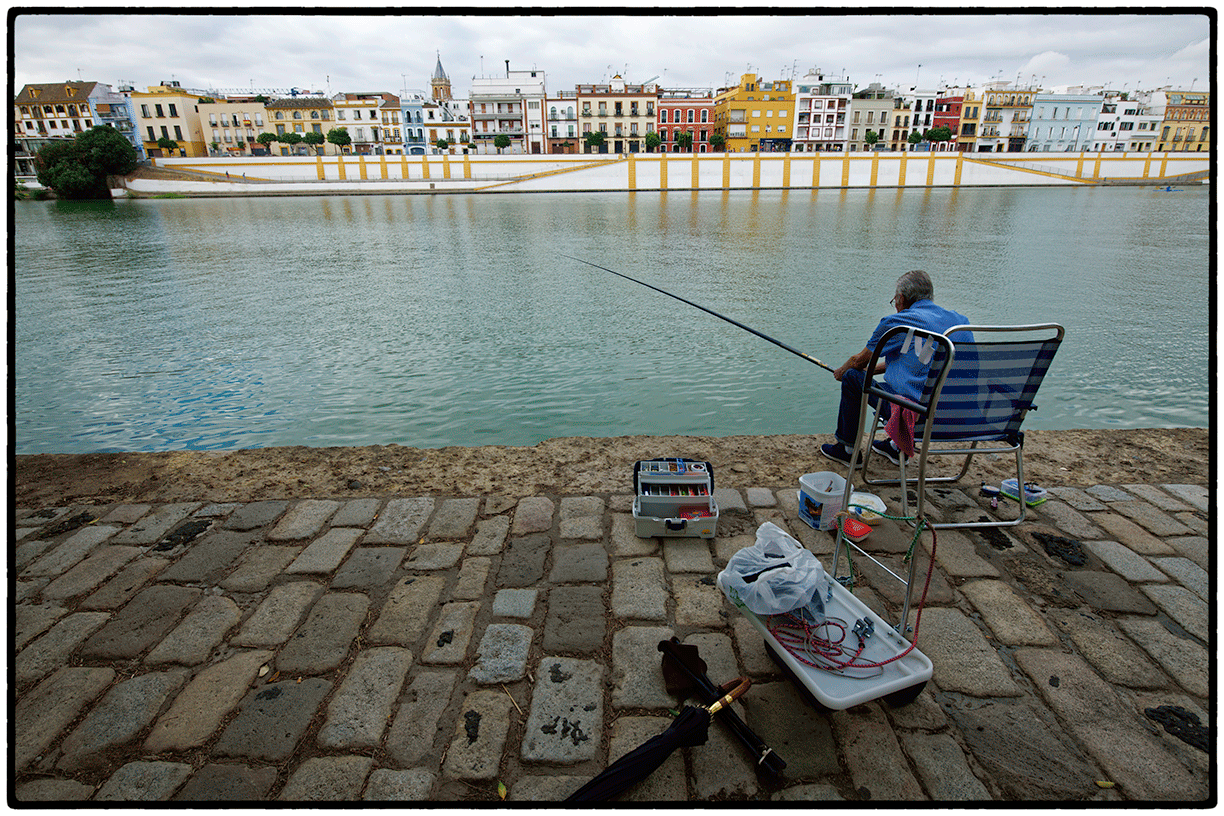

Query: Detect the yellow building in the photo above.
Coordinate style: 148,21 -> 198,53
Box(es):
131,82 -> 209,158
265,97 -> 338,155
957,89 -> 983,152
714,74 -> 795,153
1155,90 -> 1210,152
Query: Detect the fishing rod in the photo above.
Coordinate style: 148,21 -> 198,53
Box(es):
562,254 -> 836,373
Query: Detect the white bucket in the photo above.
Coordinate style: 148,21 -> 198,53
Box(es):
798,471 -> 847,531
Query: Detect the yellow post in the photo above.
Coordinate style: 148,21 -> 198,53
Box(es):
898,151 -> 908,186
316,155 -> 325,180
421,155 -> 430,180
660,155 -> 669,189
870,152 -> 880,187
1142,153 -> 1152,179
722,153 -> 731,188
1076,151 -> 1086,179
359,155 -> 368,180
401,154 -> 409,180
782,154 -> 791,189
926,154 -> 936,186
1159,153 -> 1168,178
442,153 -> 451,179
841,152 -> 851,187
337,156 -> 347,180
752,153 -> 761,188
954,152 -> 963,186
379,152 -> 388,179
463,152 -> 472,179
692,153 -> 700,189
627,153 -> 636,190
1092,153 -> 1102,180
811,155 -> 821,188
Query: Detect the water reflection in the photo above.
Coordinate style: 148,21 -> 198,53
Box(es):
14,187 -> 1209,454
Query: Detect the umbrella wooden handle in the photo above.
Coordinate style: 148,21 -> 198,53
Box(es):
706,677 -> 751,715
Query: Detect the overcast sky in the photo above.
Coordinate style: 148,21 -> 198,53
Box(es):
12,10 -> 1211,99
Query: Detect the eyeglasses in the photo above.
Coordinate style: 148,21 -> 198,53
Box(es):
890,294 -> 903,308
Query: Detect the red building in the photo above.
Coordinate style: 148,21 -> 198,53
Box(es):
657,90 -> 715,152
933,92 -> 964,152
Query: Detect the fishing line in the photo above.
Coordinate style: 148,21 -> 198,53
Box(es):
562,254 -> 835,373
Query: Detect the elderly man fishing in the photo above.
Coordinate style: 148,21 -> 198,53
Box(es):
822,269 -> 970,467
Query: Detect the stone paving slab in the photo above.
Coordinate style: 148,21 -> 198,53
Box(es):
213,678 -> 332,761
10,476 -> 1208,803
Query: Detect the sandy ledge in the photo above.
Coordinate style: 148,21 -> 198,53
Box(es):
13,428 -> 1210,507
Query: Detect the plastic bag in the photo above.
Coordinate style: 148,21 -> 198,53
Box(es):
720,522 -> 827,622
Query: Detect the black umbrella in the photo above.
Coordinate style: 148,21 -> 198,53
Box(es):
658,637 -> 787,777
565,677 -> 751,802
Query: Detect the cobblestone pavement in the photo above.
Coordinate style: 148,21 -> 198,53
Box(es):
13,479 -> 1211,803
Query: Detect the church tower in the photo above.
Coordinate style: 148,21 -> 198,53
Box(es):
431,53 -> 452,101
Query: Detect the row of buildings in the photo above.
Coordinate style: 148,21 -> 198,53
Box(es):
14,57 -> 1210,177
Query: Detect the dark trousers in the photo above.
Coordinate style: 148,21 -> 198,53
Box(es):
835,368 -> 894,446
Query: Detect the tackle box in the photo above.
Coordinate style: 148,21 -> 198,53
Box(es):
632,458 -> 719,539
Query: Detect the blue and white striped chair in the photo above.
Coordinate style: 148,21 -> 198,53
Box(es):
847,323 -> 1064,530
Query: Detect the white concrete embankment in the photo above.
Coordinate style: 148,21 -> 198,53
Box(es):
128,151 -> 1208,196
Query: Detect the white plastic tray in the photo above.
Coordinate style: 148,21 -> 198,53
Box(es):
718,570 -> 933,710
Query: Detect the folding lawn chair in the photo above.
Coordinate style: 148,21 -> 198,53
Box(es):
846,323 -> 1064,531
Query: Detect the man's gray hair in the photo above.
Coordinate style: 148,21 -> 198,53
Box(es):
896,269 -> 934,304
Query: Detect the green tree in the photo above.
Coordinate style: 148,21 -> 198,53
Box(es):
76,125 -> 138,176
326,127 -> 352,150
156,136 -> 179,153
35,126 -> 137,199
303,131 -> 325,155
494,134 -> 512,153
907,130 -> 924,146
282,132 -> 303,147
435,138 -> 450,151
644,131 -> 661,153
197,96 -> 216,104
210,140 -> 221,155
864,130 -> 880,149
256,132 -> 278,148
675,131 -> 694,152
709,132 -> 726,151
584,131 -> 606,153
927,125 -> 953,143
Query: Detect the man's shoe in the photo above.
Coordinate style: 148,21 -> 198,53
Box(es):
871,439 -> 901,465
820,443 -> 855,466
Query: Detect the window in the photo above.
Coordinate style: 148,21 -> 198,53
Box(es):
255,114 -> 263,126
311,110 -> 319,119
551,125 -> 558,137
293,111 -> 301,119
213,128 -> 220,141
223,129 -> 231,143
701,110 -> 708,123
147,126 -> 156,141
155,104 -> 164,117
528,101 -> 539,109
660,110 -> 668,123
209,113 -> 217,126
168,104 -> 177,116
275,124 -> 285,135
160,125 -> 169,139
751,125 -> 760,133
294,124 -> 304,134
355,128 -> 364,141
313,124 -> 322,134
337,110 -> 345,120
687,110 -> 694,123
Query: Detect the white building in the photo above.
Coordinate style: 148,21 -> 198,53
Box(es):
1090,95 -> 1163,152
791,71 -> 853,152
469,64 -> 547,154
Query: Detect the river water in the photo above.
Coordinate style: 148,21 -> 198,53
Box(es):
14,186 -> 1210,455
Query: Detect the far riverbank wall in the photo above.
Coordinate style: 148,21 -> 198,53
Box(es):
125,151 -> 1210,197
